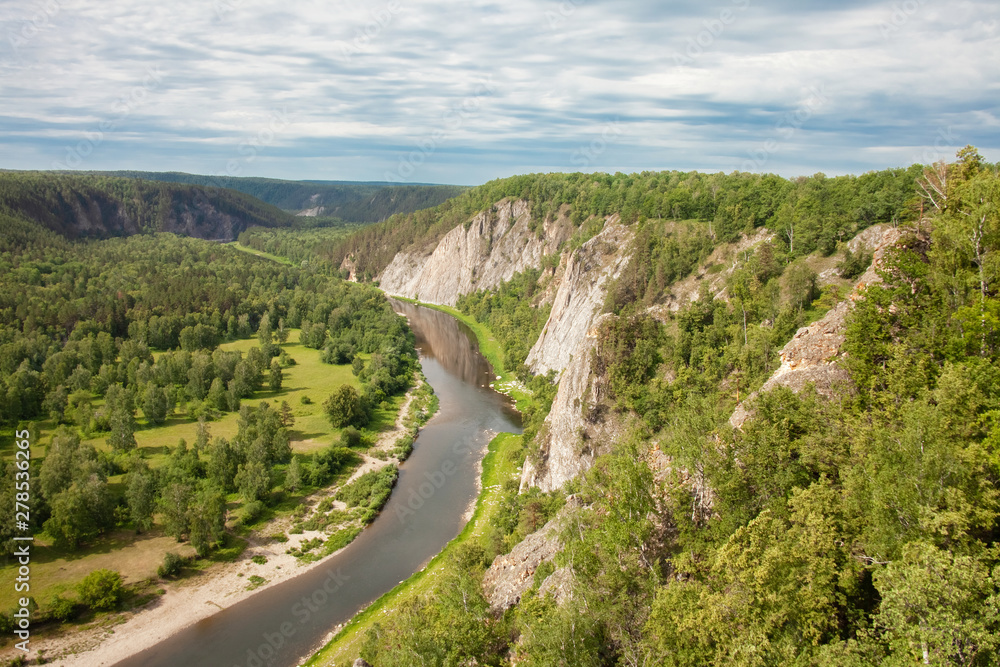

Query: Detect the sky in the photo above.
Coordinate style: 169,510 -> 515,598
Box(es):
1,0 -> 998,186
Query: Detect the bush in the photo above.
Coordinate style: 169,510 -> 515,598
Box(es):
157,552 -> 185,578
48,595 -> 77,622
241,500 -> 266,524
340,426 -> 363,447
76,569 -> 124,611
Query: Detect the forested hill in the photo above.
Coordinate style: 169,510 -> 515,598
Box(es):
85,171 -> 467,222
329,167 -> 924,280
0,171 -> 294,241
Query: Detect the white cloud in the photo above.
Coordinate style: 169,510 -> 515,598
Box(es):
0,0 -> 997,182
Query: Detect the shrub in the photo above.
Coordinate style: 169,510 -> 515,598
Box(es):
241,500 -> 266,525
48,595 -> 77,622
251,554 -> 267,565
157,552 -> 185,578
76,569 -> 124,611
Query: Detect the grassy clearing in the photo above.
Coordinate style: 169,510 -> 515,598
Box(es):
0,329 -> 400,613
306,431 -> 525,666
227,241 -> 295,266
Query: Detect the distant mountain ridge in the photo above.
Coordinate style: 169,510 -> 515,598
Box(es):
0,171 -> 294,241
82,171 -> 467,223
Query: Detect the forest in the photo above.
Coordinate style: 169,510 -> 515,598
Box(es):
86,171 -> 467,222
0,203 -> 419,628
1,153 -> 998,665
0,171 -> 294,239
322,166 -> 921,282
320,151 -> 1000,666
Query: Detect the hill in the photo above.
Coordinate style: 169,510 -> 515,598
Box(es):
0,171 -> 294,241
86,171 -> 467,222
307,152 -> 1000,666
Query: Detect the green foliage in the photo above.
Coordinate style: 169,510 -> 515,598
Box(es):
336,465 -> 398,523
323,384 -> 367,428
76,569 -> 124,611
157,552 -> 185,578
456,268 -> 552,372
0,171 -> 293,239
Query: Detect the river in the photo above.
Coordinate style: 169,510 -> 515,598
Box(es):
114,300 -> 521,667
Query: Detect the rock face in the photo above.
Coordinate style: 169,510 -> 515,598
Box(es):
520,315 -> 627,492
730,225 -> 903,429
378,200 -> 573,306
482,511 -> 565,612
526,217 -> 635,375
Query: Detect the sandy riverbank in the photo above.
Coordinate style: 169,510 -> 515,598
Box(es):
24,384 -> 422,667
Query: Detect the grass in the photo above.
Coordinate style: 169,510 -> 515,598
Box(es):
227,242 -> 295,266
305,431 -> 525,666
0,328 -> 401,613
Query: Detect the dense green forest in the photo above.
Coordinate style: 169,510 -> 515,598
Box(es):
340,152 -> 1000,666
237,225 -> 367,269
85,171 -> 467,222
0,217 -> 417,574
0,171 -> 295,239
326,167 -> 921,281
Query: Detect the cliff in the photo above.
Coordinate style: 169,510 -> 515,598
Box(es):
525,217 -> 635,375
378,200 -> 573,306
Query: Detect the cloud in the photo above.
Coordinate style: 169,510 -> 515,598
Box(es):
0,0 -> 997,183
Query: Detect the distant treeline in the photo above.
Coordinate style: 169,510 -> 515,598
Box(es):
85,171 -> 467,222
0,171 -> 294,239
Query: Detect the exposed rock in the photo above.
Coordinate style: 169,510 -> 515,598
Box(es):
378,200 -> 573,306
521,314 -> 628,492
537,566 -> 575,605
482,514 -> 564,612
526,216 -> 635,375
730,225 -> 903,429
654,228 -> 775,316
353,659 -> 372,667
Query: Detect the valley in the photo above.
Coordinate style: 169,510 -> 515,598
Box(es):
2,155 -> 999,666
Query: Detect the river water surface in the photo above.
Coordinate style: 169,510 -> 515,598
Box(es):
115,301 -> 521,667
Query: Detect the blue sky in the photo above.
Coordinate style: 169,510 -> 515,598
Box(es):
1,0 -> 998,185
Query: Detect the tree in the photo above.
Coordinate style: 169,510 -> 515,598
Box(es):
235,460 -> 271,502
276,317 -> 289,344
279,400 -> 295,428
873,542 -> 1000,666
188,482 -> 227,557
141,382 -> 168,424
285,456 -> 302,493
159,481 -> 193,540
269,359 -> 283,392
324,384 -> 367,428
125,462 -> 157,533
76,569 -> 124,611
44,474 -> 114,548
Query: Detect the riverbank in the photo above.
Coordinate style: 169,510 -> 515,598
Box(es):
389,297 -> 533,409
306,300 -> 534,666
18,375 -> 430,667
304,430 -> 525,666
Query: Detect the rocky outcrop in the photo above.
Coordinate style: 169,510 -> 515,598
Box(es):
537,566 -> 575,605
378,200 -> 573,306
520,314 -> 629,492
482,513 -> 564,612
526,217 -> 635,375
730,225 -> 903,429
